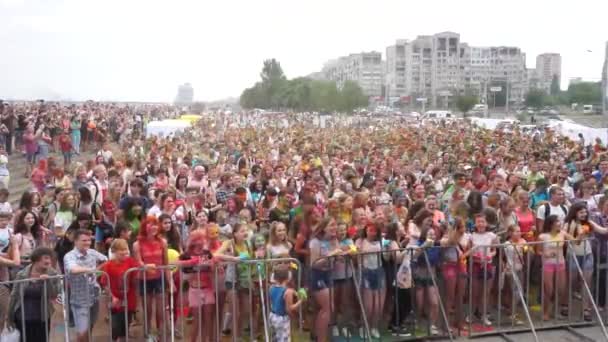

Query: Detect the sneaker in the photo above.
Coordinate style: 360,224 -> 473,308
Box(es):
475,310 -> 493,322
341,327 -> 351,338
482,317 -> 492,326
371,328 -> 381,339
394,328 -> 412,337
55,293 -> 64,306
511,315 -> 524,326
430,325 -> 440,336
332,326 -> 340,337
574,292 -> 582,300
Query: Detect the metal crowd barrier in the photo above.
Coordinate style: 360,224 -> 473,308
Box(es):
0,270 -> 112,342
317,247 -> 455,341
5,240 -> 608,341
466,238 -> 608,341
313,238 -> 608,341
122,257 -> 302,342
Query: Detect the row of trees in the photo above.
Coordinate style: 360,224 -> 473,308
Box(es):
525,76 -> 603,108
240,59 -> 368,112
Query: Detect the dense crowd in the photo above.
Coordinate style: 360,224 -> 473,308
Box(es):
1,101 -> 608,342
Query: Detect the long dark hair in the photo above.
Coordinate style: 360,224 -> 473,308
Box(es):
466,191 -> 484,217
565,201 -> 588,225
406,200 -> 426,223
543,215 -> 561,233
18,191 -> 36,210
14,210 -> 43,241
124,198 -> 145,221
159,214 -> 180,251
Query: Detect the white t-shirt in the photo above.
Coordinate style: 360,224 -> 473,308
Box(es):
536,203 -> 568,224
470,232 -> 497,259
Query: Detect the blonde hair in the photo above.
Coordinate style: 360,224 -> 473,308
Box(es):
110,238 -> 129,254
269,221 -> 287,246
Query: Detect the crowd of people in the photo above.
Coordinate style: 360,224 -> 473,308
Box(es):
0,101 -> 608,341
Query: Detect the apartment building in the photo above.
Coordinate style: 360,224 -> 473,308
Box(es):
385,39 -> 412,100
318,31 -> 547,109
321,52 -> 383,97
461,45 -> 527,104
175,83 -> 194,105
535,53 -> 562,92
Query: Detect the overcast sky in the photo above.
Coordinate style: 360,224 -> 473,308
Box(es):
1,0 -> 606,102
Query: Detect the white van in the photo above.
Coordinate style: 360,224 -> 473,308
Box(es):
421,110 -> 455,121
583,105 -> 593,114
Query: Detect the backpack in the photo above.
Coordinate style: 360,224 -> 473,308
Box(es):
543,202 -> 568,221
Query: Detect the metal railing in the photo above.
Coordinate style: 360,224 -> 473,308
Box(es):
3,240 -> 608,341
121,257 -> 303,342
0,269 -> 112,342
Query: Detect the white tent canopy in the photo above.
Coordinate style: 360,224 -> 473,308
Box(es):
146,119 -> 191,138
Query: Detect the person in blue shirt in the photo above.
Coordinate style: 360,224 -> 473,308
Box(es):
269,266 -> 306,342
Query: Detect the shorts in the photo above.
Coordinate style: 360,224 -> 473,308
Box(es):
111,311 -> 134,339
310,269 -> 332,292
71,302 -> 99,334
361,268 -> 385,290
569,254 -> 594,272
473,262 -> 495,280
543,262 -> 566,273
269,312 -> 291,342
414,276 -> 434,287
26,152 -> 36,163
188,287 -> 216,307
442,262 -> 467,279
139,278 -> 164,294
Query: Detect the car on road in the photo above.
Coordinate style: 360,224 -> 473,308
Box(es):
421,110 -> 455,122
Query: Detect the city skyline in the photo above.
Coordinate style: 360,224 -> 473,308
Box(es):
0,0 -> 606,103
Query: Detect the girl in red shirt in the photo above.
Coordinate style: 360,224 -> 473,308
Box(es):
133,216 -> 171,339
99,238 -> 140,342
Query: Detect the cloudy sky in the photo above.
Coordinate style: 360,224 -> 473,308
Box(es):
1,0 -> 606,102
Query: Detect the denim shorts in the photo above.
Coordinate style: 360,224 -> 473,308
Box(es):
569,253 -> 594,272
139,278 -> 164,294
310,269 -> 332,292
361,268 -> 385,290
71,301 -> 99,334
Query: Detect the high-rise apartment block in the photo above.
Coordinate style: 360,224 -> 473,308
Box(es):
384,32 -> 527,107
321,52 -> 383,97
315,32 -> 562,108
175,83 -> 194,105
535,53 -> 562,92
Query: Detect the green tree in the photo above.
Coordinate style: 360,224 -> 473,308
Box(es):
455,95 -> 477,117
567,82 -> 602,104
525,88 -> 547,108
338,81 -> 368,112
261,59 -> 287,109
310,80 -> 339,112
550,75 -> 561,95
239,82 -> 266,109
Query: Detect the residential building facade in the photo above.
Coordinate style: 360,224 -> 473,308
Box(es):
322,52 -> 383,97
316,31 -> 554,109
175,83 -> 194,105
535,53 -> 562,92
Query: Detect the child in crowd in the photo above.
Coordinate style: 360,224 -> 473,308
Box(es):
99,239 -> 139,342
269,265 -> 307,342
178,229 -> 216,342
503,224 -> 526,325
